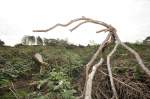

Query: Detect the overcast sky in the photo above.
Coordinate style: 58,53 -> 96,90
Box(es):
0,0 -> 150,46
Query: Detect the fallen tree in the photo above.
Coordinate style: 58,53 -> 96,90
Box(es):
33,16 -> 150,99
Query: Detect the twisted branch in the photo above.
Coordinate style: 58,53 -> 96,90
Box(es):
33,16 -> 112,32
33,17 -> 150,99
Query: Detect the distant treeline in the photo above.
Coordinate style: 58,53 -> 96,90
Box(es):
18,35 -> 86,48
21,35 -> 69,46
0,35 -> 150,47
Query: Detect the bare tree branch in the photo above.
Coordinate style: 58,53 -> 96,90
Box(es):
69,20 -> 91,32
114,32 -> 150,76
80,33 -> 111,98
85,58 -> 104,99
96,28 -> 109,33
107,42 -> 119,99
33,16 -> 112,32
33,17 -> 150,99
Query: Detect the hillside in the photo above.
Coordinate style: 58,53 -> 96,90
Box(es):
0,43 -> 150,99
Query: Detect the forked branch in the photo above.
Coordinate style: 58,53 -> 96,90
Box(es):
33,16 -> 115,33
33,17 -> 150,99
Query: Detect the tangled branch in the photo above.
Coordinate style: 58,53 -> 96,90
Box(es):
33,16 -> 150,99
